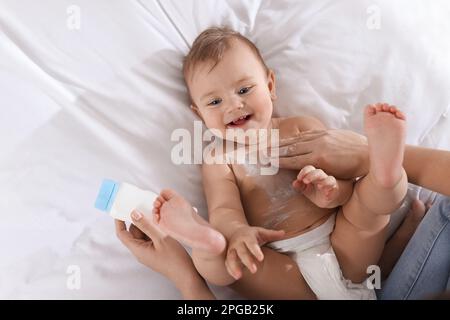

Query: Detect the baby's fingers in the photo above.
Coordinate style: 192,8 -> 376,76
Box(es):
292,179 -> 307,193
302,168 -> 328,184
257,228 -> 286,244
225,249 -> 243,280
297,165 -> 316,181
236,244 -> 258,273
245,240 -> 264,262
317,176 -> 337,191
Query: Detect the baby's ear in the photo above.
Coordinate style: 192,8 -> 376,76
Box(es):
267,69 -> 277,100
190,104 -> 203,120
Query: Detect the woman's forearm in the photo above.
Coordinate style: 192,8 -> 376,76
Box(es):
178,274 -> 216,300
356,144 -> 450,195
403,145 -> 450,196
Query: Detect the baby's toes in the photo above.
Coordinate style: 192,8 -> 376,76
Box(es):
153,199 -> 162,209
152,210 -> 161,224
152,203 -> 161,214
393,108 -> 406,120
366,105 -> 377,116
396,111 -> 406,120
374,103 -> 384,112
381,103 -> 390,112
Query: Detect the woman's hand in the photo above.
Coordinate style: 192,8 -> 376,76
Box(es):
115,210 -> 215,299
378,199 -> 433,279
274,129 -> 370,179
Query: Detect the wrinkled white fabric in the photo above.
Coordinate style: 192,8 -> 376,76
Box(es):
1,0 -> 449,298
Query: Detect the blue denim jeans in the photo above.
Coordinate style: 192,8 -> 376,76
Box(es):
377,195 -> 450,299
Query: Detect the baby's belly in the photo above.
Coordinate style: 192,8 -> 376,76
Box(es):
242,190 -> 336,239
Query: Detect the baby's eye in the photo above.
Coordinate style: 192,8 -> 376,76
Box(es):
208,98 -> 222,106
238,86 -> 251,95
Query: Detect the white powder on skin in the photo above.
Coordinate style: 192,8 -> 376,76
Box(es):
241,161 -> 300,229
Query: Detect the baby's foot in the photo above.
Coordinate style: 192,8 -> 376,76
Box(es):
153,189 -> 226,255
364,103 -> 406,188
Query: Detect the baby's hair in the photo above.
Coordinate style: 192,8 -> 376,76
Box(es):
183,26 -> 269,92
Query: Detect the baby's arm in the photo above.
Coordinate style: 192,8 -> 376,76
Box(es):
202,163 -> 285,279
202,163 -> 249,239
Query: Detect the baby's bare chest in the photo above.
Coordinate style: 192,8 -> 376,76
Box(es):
231,164 -> 329,232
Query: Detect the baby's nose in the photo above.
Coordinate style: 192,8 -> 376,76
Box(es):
227,98 -> 244,112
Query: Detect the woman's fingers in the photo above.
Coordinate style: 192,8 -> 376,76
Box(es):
115,220 -> 145,251
424,192 -> 437,212
130,210 -> 166,247
278,130 -> 327,147
278,141 -> 314,157
129,223 -> 149,240
115,220 -> 132,242
277,154 -> 315,170
411,199 -> 426,212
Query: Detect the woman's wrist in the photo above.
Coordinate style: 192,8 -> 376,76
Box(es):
177,272 -> 215,300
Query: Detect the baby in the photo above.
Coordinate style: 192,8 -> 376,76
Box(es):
151,27 -> 408,299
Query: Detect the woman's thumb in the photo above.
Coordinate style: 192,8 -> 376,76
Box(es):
131,210 -> 166,239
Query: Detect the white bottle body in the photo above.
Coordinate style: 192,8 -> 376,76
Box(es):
110,182 -> 158,223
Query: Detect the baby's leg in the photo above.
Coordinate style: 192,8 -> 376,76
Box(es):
231,247 -> 316,299
153,189 -> 235,286
153,190 -> 316,297
331,104 -> 408,283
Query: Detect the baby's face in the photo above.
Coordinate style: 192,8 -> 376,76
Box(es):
188,40 -> 276,139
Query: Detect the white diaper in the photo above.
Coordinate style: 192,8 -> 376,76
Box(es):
268,214 -> 376,300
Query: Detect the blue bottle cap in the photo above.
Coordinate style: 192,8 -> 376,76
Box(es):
94,179 -> 119,212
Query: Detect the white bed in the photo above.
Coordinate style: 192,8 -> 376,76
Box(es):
1,0 -> 449,299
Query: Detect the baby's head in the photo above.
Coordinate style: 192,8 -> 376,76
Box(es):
183,27 -> 277,138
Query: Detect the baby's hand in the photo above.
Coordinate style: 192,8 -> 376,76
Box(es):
225,225 -> 285,280
293,165 -> 339,208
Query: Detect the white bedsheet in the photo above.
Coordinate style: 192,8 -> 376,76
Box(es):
1,0 -> 449,299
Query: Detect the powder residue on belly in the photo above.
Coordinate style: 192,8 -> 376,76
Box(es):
242,162 -> 300,229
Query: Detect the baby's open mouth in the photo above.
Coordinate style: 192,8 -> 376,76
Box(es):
226,114 -> 252,128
